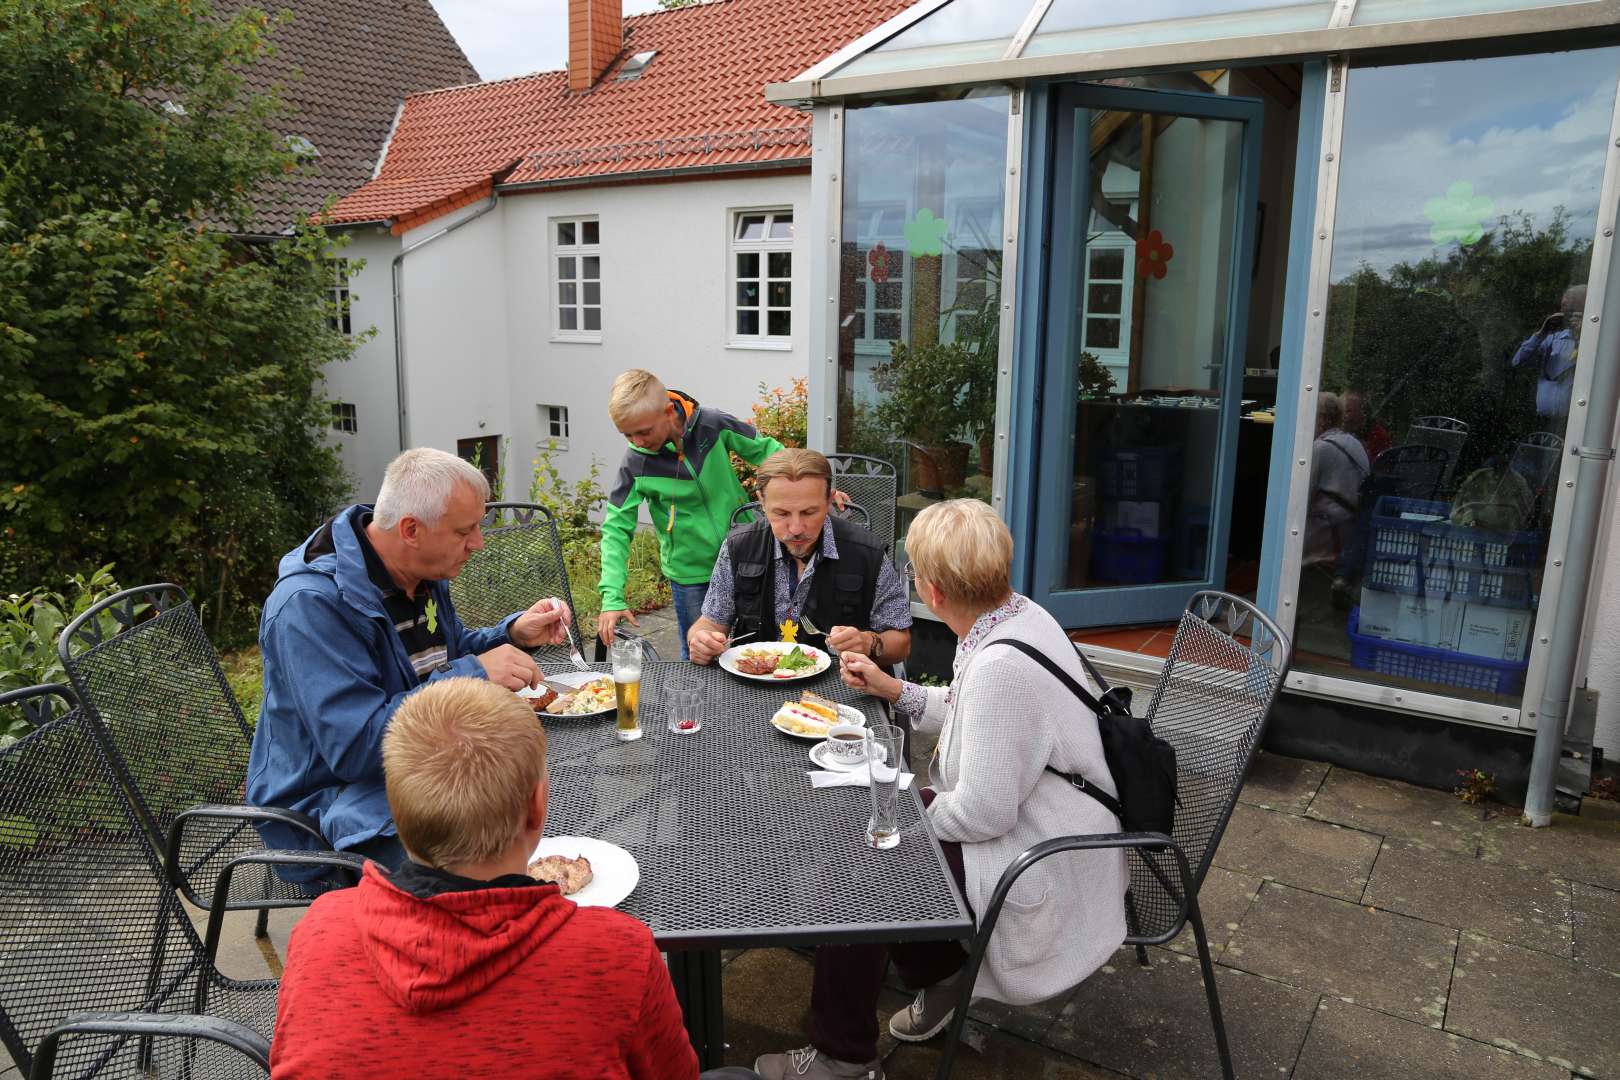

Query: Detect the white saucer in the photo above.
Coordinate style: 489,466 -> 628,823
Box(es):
809,740 -> 887,772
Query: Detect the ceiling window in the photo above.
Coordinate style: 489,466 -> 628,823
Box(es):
732,209 -> 794,346
553,218 -> 601,341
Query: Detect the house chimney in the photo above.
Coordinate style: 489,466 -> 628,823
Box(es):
568,0 -> 622,92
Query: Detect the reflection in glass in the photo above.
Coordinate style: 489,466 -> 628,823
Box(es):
837,0 -> 1031,77
1023,0 -> 1332,58
1289,48 -> 1620,706
1352,0 -> 1587,25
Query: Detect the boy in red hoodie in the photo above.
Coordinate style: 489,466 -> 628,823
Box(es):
272,677 -> 755,1080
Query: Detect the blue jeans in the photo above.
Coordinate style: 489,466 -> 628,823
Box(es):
670,581 -> 710,660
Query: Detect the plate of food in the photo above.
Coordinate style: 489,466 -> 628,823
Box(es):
719,641 -> 831,682
518,671 -> 616,718
770,690 -> 866,741
528,836 -> 639,908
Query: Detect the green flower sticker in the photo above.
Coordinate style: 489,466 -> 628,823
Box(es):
904,207 -> 949,258
1424,181 -> 1494,247
424,597 -> 438,635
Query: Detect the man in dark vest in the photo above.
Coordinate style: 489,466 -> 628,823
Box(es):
687,449 -> 911,667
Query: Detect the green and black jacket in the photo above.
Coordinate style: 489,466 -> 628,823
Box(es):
598,389 -> 784,610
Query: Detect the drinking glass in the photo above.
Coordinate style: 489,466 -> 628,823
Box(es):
666,674 -> 703,734
864,723 -> 905,850
610,637 -> 643,742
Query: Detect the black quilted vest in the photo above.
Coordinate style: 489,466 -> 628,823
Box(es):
726,515 -> 886,653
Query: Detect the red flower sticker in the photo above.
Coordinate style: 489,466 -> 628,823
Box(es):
868,243 -> 890,284
1135,229 -> 1174,280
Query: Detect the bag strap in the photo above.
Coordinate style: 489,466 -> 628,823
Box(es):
986,640 -> 1123,820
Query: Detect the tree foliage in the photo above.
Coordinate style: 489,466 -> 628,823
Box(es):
0,0 -> 353,644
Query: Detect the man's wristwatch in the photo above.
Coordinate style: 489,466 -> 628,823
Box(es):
868,631 -> 884,660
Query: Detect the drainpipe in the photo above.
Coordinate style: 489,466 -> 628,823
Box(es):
1524,198 -> 1620,827
389,184 -> 503,450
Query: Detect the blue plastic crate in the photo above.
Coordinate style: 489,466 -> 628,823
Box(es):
1363,555 -> 1536,610
1368,496 -> 1542,569
1347,607 -> 1528,695
1098,448 -> 1175,500
1091,528 -> 1167,584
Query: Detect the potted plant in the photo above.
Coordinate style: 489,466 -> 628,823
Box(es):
873,339 -> 979,494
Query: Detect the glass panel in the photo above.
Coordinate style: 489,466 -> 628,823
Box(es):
768,310 -> 792,337
1289,48 -> 1620,709
768,282 -> 791,307
836,0 -> 1033,77
1353,0 -> 1588,25
583,307 -> 601,331
559,282 -> 577,306
557,221 -> 575,246
768,251 -> 792,278
737,282 -> 760,306
838,91 -> 1010,556
737,309 -> 760,336
583,281 -> 600,305
1087,283 -> 1123,313
737,214 -> 767,240
1084,316 -> 1121,349
1090,247 -> 1125,279
583,256 -> 600,279
557,256 -> 576,280
1024,0 -> 1332,59
770,213 -> 795,239
559,307 -> 577,331
582,220 -> 599,245
737,252 -> 760,278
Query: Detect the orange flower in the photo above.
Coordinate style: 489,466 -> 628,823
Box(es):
1135,229 -> 1174,280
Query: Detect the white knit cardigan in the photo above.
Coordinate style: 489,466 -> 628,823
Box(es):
913,600 -> 1128,1006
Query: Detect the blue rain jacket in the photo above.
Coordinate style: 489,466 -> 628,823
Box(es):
246,504 -> 517,852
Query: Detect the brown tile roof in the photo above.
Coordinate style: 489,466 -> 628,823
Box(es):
213,0 -> 479,234
329,0 -> 914,233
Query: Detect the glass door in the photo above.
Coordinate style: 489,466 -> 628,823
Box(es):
1033,84 -> 1264,628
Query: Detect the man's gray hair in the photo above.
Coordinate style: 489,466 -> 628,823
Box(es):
374,448 -> 490,529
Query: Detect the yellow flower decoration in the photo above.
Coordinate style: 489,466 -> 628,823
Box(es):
779,619 -> 798,644
425,598 -> 439,635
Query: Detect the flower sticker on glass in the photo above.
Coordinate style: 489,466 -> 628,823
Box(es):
1135,229 -> 1174,280
868,243 -> 890,284
904,208 -> 948,258
1424,181 -> 1494,247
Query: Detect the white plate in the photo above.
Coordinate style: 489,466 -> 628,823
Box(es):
520,671 -> 615,718
809,739 -> 886,772
769,702 -> 866,741
529,836 -> 639,908
719,641 -> 832,682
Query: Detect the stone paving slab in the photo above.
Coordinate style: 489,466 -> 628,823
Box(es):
1215,803 -> 1382,902
883,1022 -> 1124,1079
1572,882 -> 1620,974
1307,768 -> 1486,856
968,984 -> 1080,1044
1448,931 -> 1620,1077
1479,808 -> 1620,892
1224,882 -> 1457,1025
1239,752 -> 1330,815
1045,945 -> 1318,1078
1364,839 -> 1573,958
1164,866 -> 1263,960
1293,997 -> 1569,1079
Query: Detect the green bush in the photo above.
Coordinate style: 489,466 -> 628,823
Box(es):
0,564 -> 128,744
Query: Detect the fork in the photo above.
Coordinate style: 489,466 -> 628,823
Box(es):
546,598 -> 591,670
724,630 -> 758,647
798,613 -> 823,637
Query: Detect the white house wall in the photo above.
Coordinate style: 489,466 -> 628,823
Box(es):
325,226 -> 402,502
1582,429 -> 1620,755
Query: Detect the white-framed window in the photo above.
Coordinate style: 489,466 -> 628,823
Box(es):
331,402 -> 357,434
850,203 -> 908,355
552,218 -> 601,341
730,209 -> 793,345
941,199 -> 1000,345
327,258 -> 351,336
539,403 -> 570,448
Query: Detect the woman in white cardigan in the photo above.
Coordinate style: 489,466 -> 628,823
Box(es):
755,499 -> 1127,1080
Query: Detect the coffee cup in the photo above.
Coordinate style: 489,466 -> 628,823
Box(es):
825,724 -> 867,765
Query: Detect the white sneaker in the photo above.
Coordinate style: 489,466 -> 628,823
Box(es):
887,971 -> 962,1043
753,1046 -> 883,1080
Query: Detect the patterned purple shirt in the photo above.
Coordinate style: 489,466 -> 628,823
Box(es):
895,592 -> 1030,716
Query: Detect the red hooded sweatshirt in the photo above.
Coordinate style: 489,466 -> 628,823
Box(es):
271,862 -> 699,1079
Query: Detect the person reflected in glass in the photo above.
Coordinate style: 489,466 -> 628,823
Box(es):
1511,285 -> 1585,420
1305,392 -> 1370,571
753,499 -> 1125,1080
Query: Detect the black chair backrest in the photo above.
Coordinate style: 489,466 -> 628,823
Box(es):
1510,431 -> 1564,492
1406,416 -> 1468,489
1129,591 -> 1291,941
1371,443 -> 1451,502
729,500 -> 872,531
0,686 -> 226,1077
449,502 -> 583,665
827,454 -> 899,555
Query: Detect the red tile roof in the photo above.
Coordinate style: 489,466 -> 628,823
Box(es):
328,0 -> 913,232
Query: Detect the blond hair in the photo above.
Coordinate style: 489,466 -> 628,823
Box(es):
383,678 -> 547,869
756,447 -> 832,497
608,369 -> 668,425
907,499 -> 1013,609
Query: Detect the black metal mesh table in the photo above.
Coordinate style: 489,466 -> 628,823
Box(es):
534,660 -> 972,1063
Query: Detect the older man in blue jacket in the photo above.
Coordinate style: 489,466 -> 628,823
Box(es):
248,448 -> 572,871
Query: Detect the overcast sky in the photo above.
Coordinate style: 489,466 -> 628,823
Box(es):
430,0 -> 667,82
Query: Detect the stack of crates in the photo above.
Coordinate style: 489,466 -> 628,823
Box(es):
1347,496 -> 1542,694
1091,448 -> 1174,584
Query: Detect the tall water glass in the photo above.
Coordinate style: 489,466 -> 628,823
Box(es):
611,637 -> 643,742
864,723 -> 905,850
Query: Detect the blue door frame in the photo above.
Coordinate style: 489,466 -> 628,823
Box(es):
1010,82 -> 1266,627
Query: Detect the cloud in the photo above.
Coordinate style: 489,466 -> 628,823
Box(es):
430,0 -> 666,82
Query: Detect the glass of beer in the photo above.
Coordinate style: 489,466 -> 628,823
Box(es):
610,637 -> 643,742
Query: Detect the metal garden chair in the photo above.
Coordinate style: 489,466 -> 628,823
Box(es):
449,501 -> 586,667
935,592 -> 1292,1080
0,685 -> 357,1080
728,500 -> 871,531
56,585 -> 342,940
827,454 -> 899,556
1406,416 -> 1469,491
